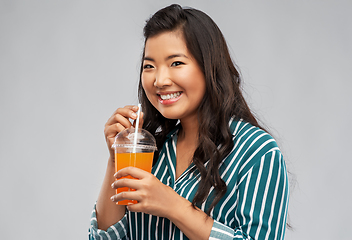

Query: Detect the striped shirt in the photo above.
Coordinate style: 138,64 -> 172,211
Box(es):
89,118 -> 289,239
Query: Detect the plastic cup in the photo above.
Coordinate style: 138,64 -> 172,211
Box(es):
112,127 -> 157,205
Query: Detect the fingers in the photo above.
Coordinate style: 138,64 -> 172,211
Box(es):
114,166 -> 149,180
111,176 -> 139,190
111,167 -> 151,193
105,105 -> 144,132
110,167 -> 153,204
112,105 -> 138,116
110,168 -> 175,217
110,191 -> 141,204
110,175 -> 144,204
104,105 -> 144,156
105,105 -> 138,129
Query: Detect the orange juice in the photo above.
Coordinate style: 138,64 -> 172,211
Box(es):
114,152 -> 154,205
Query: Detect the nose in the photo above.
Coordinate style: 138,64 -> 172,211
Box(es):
154,68 -> 172,88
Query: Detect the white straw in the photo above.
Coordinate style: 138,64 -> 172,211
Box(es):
133,103 -> 141,153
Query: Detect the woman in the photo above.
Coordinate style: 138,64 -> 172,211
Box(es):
89,4 -> 289,240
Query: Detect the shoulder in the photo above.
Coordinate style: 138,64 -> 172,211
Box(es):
229,118 -> 279,153
226,118 -> 282,177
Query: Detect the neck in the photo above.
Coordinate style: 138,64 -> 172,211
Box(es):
178,116 -> 199,144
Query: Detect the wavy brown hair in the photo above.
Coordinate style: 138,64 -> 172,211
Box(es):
138,4 -> 262,214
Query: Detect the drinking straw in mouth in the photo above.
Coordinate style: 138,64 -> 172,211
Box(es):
133,103 -> 141,153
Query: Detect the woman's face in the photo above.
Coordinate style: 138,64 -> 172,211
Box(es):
141,31 -> 206,123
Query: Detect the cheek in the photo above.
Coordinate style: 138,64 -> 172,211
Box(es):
188,71 -> 206,98
141,74 -> 155,102
141,74 -> 151,92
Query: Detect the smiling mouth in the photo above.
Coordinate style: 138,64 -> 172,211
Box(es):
159,91 -> 182,100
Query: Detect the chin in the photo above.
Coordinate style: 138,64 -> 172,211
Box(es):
159,111 -> 180,120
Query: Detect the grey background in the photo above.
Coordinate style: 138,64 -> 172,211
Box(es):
1,0 -> 351,239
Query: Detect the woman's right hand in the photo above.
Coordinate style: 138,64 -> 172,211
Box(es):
104,105 -> 144,161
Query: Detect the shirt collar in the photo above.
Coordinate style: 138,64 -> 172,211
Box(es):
165,123 -> 181,141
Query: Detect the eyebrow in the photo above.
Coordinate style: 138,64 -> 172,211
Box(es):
143,54 -> 189,62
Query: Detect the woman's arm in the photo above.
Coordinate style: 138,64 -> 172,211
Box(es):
166,195 -> 214,240
95,158 -> 126,231
94,105 -> 143,230
207,149 -> 289,240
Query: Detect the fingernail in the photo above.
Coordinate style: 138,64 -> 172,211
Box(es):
131,113 -> 137,118
110,196 -> 114,201
111,183 -> 114,188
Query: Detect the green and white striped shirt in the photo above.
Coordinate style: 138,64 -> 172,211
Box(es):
89,119 -> 289,239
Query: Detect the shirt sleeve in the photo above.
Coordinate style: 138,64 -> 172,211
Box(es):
209,150 -> 289,240
88,203 -> 130,240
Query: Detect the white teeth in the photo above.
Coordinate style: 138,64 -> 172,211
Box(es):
160,92 -> 181,100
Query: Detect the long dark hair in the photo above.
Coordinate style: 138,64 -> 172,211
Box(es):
138,4 -> 262,214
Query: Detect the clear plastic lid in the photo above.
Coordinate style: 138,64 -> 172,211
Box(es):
112,127 -> 157,151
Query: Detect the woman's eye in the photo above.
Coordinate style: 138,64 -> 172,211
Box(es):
143,64 -> 154,69
171,61 -> 184,67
